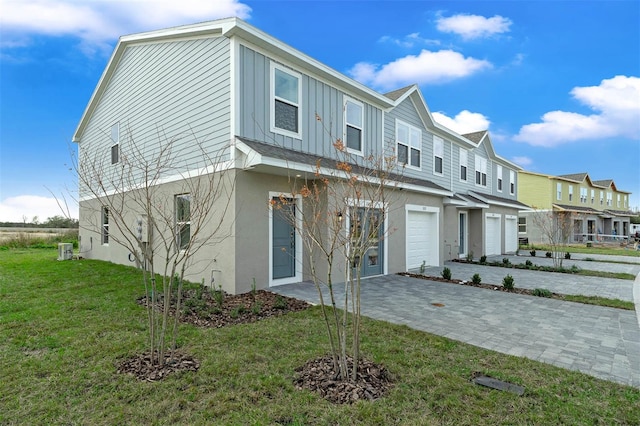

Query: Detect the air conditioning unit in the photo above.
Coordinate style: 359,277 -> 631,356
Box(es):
57,243 -> 73,261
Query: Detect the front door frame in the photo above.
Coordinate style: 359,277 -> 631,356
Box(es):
458,211 -> 468,258
268,191 -> 303,286
345,198 -> 388,279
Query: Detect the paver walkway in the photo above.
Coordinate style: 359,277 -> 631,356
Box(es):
272,261 -> 640,389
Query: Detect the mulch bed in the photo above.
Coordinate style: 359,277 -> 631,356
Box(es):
293,355 -> 394,404
398,272 -> 562,298
117,351 -> 200,382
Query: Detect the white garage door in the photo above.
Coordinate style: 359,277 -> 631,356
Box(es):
407,209 -> 439,269
484,215 -> 501,256
504,216 -> 518,253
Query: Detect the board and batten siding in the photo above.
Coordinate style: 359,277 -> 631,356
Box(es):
78,36 -> 231,197
237,45 -> 383,160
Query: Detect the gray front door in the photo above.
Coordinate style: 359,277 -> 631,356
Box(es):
351,208 -> 384,278
272,198 -> 296,280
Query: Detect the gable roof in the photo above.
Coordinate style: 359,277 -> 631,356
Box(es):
557,172 -> 589,182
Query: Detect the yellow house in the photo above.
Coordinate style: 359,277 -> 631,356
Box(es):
517,171 -> 633,243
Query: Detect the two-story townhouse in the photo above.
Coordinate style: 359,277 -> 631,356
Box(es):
517,171 -> 633,244
73,18 -> 526,294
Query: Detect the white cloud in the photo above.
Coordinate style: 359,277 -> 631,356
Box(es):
0,195 -> 77,222
378,32 -> 441,49
349,49 -> 492,90
514,75 -> 640,147
511,156 -> 533,167
0,0 -> 252,54
436,13 -> 512,40
432,110 -> 490,134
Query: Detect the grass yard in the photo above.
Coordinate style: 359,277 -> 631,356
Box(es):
522,243 -> 640,258
1,249 -> 639,425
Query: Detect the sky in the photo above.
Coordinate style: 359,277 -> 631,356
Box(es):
1,0 -> 639,222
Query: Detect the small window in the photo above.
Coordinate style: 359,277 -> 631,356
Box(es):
459,148 -> 468,181
617,194 -> 621,207
518,216 -> 526,233
111,123 -> 119,164
433,136 -> 444,175
497,165 -> 503,192
568,185 -> 573,202
606,192 -> 612,206
509,170 -> 515,195
475,156 -> 487,187
396,120 -> 421,168
557,183 -> 562,201
600,190 -> 604,205
580,188 -> 587,203
102,207 -> 109,244
175,194 -> 191,250
344,98 -> 363,153
591,189 -> 595,204
271,63 -> 301,138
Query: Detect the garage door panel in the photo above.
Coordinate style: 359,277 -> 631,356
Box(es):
407,210 -> 438,269
485,216 -> 501,256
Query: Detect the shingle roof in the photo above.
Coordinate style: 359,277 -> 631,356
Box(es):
469,191 -> 531,209
553,204 -> 599,213
557,172 -> 588,182
461,131 -> 486,144
383,85 -> 414,101
237,137 -> 450,193
592,179 -> 613,188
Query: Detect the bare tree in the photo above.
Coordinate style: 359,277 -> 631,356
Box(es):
272,136 -> 400,382
531,209 -> 574,268
76,125 -> 234,366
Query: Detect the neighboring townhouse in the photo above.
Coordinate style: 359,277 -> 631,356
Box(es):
517,171 -> 633,244
73,18 -> 526,294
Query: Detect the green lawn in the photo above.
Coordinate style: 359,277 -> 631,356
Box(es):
1,249 -> 639,425
522,243 -> 640,258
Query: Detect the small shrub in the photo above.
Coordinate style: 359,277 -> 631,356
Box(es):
441,267 -> 452,280
212,285 -> 224,309
480,255 -> 487,264
570,264 -> 580,273
472,273 -> 482,284
466,252 -> 474,262
274,295 -> 288,310
530,249 -> 536,257
251,301 -> 262,315
532,288 -> 552,298
502,274 -> 515,291
525,259 -> 533,267
502,258 -> 511,266
230,306 -> 247,319
420,261 -> 426,274
584,257 -> 594,262
545,251 -> 552,258
565,252 -> 571,259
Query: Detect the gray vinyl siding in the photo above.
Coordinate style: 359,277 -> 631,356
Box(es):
238,45 -> 383,160
78,36 -> 231,197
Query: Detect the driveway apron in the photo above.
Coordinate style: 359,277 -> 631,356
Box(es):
273,273 -> 640,389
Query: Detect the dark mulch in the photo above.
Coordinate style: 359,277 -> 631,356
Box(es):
398,272 -> 562,298
117,351 -> 200,382
293,355 -> 394,404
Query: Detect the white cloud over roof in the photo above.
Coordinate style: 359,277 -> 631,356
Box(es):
0,0 -> 252,52
436,13 -> 512,40
514,75 -> 640,147
432,110 -> 491,134
349,49 -> 492,90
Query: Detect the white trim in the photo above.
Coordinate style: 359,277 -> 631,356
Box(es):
484,213 -> 502,256
405,204 -> 440,268
345,198 -> 389,277
458,211 -> 468,258
268,191 -> 303,286
270,62 -> 302,140
343,96 -> 364,156
229,37 -> 239,161
432,135 -> 444,177
459,147 -> 468,183
496,164 -> 503,193
396,119 -> 422,170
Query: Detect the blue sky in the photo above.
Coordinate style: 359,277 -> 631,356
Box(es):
1,0 -> 639,221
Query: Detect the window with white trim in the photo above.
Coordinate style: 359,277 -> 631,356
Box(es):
600,190 -> 604,205
271,63 -> 301,138
606,192 -> 612,206
568,185 -> 573,202
509,170 -> 515,195
101,207 -> 109,244
111,123 -> 119,164
475,156 -> 487,187
433,136 -> 444,175
591,189 -> 595,204
557,183 -> 562,201
624,195 -> 628,208
580,187 -> 587,203
344,98 -> 363,153
496,165 -> 503,192
175,194 -> 191,250
396,120 -> 421,168
617,194 -> 621,207
459,148 -> 467,181
518,216 -> 526,233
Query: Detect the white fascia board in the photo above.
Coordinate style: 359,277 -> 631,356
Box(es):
457,194 -> 490,209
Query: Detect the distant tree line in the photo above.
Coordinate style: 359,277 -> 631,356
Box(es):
0,215 -> 79,229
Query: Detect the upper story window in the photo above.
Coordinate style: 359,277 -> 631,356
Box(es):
475,156 -> 487,187
175,194 -> 191,251
344,98 -> 363,154
568,185 -> 573,202
600,190 -> 604,205
509,170 -> 515,195
396,120 -> 421,169
111,123 -> 120,164
271,63 -> 302,139
459,148 -> 468,181
433,136 -> 444,175
591,189 -> 595,204
557,183 -> 562,201
606,192 -> 612,206
102,207 -> 109,245
496,165 -> 503,192
617,194 -> 621,207
580,187 -> 587,203
624,195 -> 628,208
